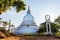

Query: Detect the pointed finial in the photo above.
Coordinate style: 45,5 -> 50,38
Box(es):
27,6 -> 31,13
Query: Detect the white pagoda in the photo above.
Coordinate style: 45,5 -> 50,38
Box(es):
14,6 -> 39,34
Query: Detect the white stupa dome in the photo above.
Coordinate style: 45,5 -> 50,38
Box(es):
14,27 -> 38,34
14,6 -> 39,34
23,13 -> 34,22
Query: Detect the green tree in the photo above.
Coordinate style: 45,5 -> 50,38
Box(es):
0,0 -> 26,14
37,22 -> 59,34
54,16 -> 60,25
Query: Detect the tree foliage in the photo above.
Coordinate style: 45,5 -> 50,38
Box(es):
0,0 -> 26,14
37,22 -> 59,34
54,16 -> 60,24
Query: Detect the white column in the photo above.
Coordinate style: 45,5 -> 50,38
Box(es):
46,20 -> 49,34
45,15 -> 52,35
49,19 -> 52,34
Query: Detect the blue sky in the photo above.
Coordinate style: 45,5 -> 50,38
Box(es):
0,0 -> 60,27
